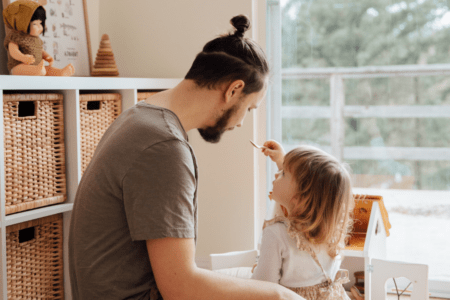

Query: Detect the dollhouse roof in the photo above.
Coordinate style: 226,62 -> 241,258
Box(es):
353,194 -> 392,237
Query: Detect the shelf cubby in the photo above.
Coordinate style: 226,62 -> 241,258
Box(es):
0,75 -> 180,299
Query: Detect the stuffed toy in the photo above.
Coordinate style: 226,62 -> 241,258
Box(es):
3,0 -> 75,76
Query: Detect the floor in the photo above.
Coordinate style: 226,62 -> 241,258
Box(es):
347,293 -> 448,299
386,296 -> 447,300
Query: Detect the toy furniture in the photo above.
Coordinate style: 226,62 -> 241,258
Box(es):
353,271 -> 364,294
210,249 -> 258,271
210,249 -> 257,279
371,258 -> 429,300
341,194 -> 391,300
209,194 -> 393,300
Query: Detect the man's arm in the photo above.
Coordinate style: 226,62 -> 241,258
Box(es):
146,237 -> 305,300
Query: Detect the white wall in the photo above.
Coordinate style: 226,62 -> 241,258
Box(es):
96,0 -> 269,260
86,0 -> 100,67
0,0 -> 268,262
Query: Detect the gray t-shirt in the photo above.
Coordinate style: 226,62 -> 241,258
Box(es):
69,101 -> 198,300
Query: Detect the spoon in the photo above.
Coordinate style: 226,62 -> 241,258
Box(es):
250,140 -> 268,150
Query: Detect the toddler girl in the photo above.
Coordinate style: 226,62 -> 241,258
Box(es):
252,140 -> 354,300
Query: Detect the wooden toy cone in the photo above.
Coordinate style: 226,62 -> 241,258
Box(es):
91,34 -> 119,76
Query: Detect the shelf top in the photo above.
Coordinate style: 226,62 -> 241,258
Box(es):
2,203 -> 74,227
0,75 -> 182,90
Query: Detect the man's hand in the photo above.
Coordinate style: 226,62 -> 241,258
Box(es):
262,140 -> 286,170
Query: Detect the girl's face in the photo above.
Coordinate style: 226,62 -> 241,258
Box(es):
29,20 -> 43,37
271,168 -> 298,213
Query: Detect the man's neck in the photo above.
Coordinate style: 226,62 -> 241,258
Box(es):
145,80 -> 222,132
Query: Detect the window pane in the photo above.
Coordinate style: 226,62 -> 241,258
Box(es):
283,118 -> 330,146
346,76 -> 450,106
345,118 -> 450,148
350,160 -> 450,190
282,0 -> 450,68
279,0 -> 450,285
283,79 -> 329,106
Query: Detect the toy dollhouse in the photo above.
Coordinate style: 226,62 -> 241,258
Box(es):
341,194 -> 391,300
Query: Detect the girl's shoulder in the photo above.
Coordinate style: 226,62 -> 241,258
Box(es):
263,216 -> 316,253
263,216 -> 290,230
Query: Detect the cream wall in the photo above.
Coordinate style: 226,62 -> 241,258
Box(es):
95,0 -> 269,261
0,0 -> 268,263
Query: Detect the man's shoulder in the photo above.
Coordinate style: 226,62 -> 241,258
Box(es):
131,102 -> 188,143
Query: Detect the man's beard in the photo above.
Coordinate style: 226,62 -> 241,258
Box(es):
198,104 -> 238,143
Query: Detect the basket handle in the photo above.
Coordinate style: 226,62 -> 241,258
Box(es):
18,101 -> 37,118
87,100 -> 101,111
18,227 -> 35,243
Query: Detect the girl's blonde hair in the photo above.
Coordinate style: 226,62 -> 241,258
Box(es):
284,145 -> 354,258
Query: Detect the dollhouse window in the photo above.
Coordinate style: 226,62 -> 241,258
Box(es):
267,0 -> 450,297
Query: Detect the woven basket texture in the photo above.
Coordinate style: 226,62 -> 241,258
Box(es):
137,91 -> 159,102
80,93 -> 121,174
3,94 -> 66,215
6,214 -> 64,299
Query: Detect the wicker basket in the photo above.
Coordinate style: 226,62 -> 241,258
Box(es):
137,91 -> 159,102
3,94 -> 66,215
79,93 -> 122,174
6,214 -> 64,299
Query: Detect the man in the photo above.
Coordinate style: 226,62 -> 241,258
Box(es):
69,14 -> 305,300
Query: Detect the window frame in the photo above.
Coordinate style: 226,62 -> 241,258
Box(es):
266,0 -> 450,297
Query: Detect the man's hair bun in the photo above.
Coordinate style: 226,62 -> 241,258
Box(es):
230,14 -> 250,38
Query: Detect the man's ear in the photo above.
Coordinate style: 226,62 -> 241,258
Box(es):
223,80 -> 245,103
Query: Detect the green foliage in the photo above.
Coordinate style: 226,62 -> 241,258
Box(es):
281,0 -> 450,190
282,0 -> 450,68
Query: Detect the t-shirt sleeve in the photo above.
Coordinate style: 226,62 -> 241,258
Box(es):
251,225 -> 284,283
122,139 -> 197,241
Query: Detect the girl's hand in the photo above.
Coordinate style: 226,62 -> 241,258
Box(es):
262,140 -> 285,170
22,54 -> 35,65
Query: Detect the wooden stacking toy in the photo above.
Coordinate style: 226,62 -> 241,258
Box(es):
91,34 -> 119,77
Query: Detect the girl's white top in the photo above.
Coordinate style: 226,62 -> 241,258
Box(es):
251,222 -> 342,288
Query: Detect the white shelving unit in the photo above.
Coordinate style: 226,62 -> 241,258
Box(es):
0,75 -> 181,299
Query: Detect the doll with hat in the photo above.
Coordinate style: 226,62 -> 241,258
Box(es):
3,0 -> 75,76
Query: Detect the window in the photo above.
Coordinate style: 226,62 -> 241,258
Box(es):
267,0 -> 450,297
